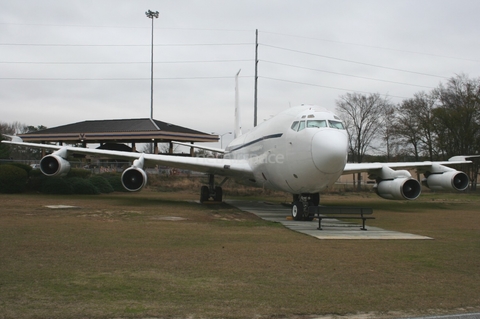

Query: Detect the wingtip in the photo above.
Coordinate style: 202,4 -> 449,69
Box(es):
448,155 -> 480,162
2,134 -> 23,143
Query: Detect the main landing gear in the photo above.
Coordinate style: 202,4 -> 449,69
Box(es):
200,174 -> 227,203
291,193 -> 320,221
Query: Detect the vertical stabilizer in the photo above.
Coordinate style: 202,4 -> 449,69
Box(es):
234,69 -> 242,138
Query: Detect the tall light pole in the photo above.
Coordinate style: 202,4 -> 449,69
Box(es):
220,132 -> 232,149
145,10 -> 159,120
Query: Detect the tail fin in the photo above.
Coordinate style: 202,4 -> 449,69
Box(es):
234,69 -> 242,138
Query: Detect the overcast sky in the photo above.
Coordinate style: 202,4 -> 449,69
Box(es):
2,0 -> 480,147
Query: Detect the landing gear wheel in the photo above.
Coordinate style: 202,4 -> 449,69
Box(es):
200,185 -> 209,203
292,201 -> 304,221
214,186 -> 223,202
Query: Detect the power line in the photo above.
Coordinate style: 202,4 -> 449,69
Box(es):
0,59 -> 253,65
0,76 -> 252,81
261,30 -> 480,63
0,22 -> 253,33
0,43 -> 252,47
260,76 -> 409,99
261,60 -> 434,89
260,43 -> 449,79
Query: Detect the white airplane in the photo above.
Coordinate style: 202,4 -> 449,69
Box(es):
1,104 -> 472,221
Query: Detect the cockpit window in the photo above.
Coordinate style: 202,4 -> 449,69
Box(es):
291,121 -> 299,131
298,121 -> 306,131
328,120 -> 345,130
307,120 -> 327,128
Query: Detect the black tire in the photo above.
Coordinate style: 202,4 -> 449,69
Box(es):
200,186 -> 209,203
214,186 -> 223,202
292,201 -> 304,221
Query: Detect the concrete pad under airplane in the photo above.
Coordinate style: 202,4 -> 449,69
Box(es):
228,200 -> 432,240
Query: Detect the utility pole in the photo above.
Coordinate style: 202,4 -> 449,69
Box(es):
254,29 -> 258,127
145,10 -> 159,119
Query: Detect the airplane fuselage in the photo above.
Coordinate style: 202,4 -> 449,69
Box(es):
224,105 -> 349,194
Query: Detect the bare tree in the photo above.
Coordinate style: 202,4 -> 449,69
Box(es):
0,122 -> 46,160
336,92 -> 388,189
432,74 -> 480,189
433,74 -> 480,157
395,92 -> 437,161
378,101 -> 400,161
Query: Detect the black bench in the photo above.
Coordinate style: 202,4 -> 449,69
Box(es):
308,206 -> 375,231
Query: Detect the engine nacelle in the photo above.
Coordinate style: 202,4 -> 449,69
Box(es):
121,167 -> 147,192
40,154 -> 71,177
423,171 -> 469,191
375,178 -> 421,200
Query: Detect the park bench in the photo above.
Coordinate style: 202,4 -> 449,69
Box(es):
308,206 -> 375,231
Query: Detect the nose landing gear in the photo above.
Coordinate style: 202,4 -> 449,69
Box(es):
291,193 -> 319,221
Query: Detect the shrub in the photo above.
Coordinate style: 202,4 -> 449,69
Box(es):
27,169 -> 45,192
0,164 -> 28,193
89,175 -> 114,194
69,177 -> 99,195
41,177 -> 74,195
67,168 -> 91,179
101,173 -> 128,192
8,163 -> 33,175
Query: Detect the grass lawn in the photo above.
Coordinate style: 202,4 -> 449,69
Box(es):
0,188 -> 479,318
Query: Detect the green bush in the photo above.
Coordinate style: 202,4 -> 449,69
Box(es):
27,169 -> 45,192
89,175 -> 114,194
41,177 -> 74,194
67,168 -> 91,179
8,163 -> 33,175
0,164 -> 28,193
101,173 -> 128,192
69,177 -> 99,195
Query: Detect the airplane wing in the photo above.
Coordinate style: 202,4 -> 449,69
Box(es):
341,157 -> 476,200
172,141 -> 225,154
342,157 -> 473,175
1,140 -> 252,179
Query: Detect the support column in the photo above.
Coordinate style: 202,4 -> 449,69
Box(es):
190,142 -> 194,157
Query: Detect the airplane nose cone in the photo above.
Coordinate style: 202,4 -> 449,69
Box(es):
311,129 -> 348,174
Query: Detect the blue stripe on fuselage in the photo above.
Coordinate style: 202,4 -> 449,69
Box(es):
226,133 -> 283,153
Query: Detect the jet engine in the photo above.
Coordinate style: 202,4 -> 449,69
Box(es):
422,171 -> 469,191
40,154 -> 71,177
121,155 -> 147,192
121,167 -> 147,192
375,178 -> 422,200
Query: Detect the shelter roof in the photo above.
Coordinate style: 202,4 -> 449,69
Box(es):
18,118 -> 218,144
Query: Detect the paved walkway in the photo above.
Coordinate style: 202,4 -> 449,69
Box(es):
227,200 -> 432,240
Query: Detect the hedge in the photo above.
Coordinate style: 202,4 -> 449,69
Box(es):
1,165 -> 127,194
0,164 -> 28,193
41,177 -> 74,194
68,177 -> 100,195
88,175 -> 114,194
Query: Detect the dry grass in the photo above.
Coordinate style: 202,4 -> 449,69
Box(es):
148,174 -> 291,199
0,186 -> 479,319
